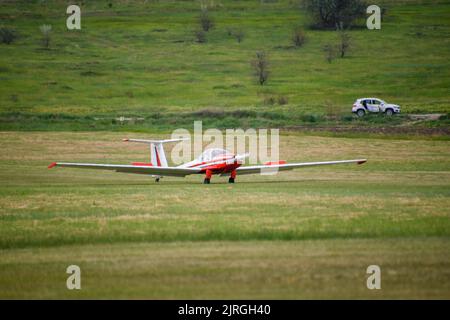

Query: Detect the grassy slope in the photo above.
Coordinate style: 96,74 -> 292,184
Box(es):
0,131 -> 449,298
0,0 -> 449,125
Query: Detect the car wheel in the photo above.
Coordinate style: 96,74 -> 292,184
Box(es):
356,109 -> 365,117
385,109 -> 393,116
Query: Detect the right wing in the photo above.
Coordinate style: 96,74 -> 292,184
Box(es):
235,159 -> 367,175
48,162 -> 201,177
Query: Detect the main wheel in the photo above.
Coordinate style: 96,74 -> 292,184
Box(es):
228,177 -> 235,183
356,109 -> 365,117
203,178 -> 210,184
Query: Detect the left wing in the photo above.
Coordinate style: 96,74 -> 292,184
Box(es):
234,159 -> 367,175
48,162 -> 201,177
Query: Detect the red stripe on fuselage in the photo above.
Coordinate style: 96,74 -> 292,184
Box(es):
131,162 -> 152,166
188,155 -> 235,168
264,160 -> 287,165
199,161 -> 241,174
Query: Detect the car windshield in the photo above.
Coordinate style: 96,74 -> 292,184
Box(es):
199,149 -> 233,162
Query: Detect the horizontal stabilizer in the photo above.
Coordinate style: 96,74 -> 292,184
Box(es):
123,138 -> 189,144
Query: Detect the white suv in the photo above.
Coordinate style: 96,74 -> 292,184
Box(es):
352,98 -> 401,117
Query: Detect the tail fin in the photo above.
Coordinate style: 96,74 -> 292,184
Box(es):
123,138 -> 188,167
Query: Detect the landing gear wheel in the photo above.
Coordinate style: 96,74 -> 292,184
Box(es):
155,178 -> 160,183
228,177 -> 235,183
203,178 -> 210,184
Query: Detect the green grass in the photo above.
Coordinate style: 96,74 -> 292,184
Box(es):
0,131 -> 449,298
1,239 -> 449,299
0,0 -> 449,130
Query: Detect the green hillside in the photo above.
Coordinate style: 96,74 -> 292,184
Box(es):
0,0 -> 449,129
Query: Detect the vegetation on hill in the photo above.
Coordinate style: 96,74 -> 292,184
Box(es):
0,0 -> 449,130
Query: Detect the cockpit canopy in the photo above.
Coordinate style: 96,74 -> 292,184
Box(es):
198,148 -> 234,162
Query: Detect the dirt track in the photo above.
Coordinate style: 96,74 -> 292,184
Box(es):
285,125 -> 450,136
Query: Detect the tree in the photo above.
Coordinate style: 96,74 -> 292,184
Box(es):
303,0 -> 367,29
292,27 -> 306,47
338,30 -> 351,57
233,29 -> 245,43
252,51 -> 269,85
39,24 -> 52,48
0,27 -> 17,44
199,8 -> 214,31
227,27 -> 245,43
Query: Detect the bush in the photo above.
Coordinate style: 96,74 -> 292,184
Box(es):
252,51 -> 269,85
301,113 -> 321,123
199,8 -> 214,31
194,29 -> 207,43
302,0 -> 366,30
277,96 -> 289,105
227,28 -> 245,43
341,114 -> 354,122
233,29 -> 245,43
292,27 -> 306,47
0,27 -> 17,44
338,30 -> 351,58
262,95 -> 288,106
39,24 -> 52,48
323,43 -> 336,63
231,110 -> 257,118
263,96 -> 276,105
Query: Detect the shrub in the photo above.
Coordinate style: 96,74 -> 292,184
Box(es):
263,96 -> 276,105
278,95 -> 289,105
323,43 -> 336,63
341,114 -> 354,122
194,29 -> 207,43
292,27 -> 306,47
252,51 -> 269,85
233,29 -> 245,43
302,0 -> 366,30
0,27 -> 17,44
10,94 -> 19,102
39,24 -> 52,48
301,113 -> 320,122
227,28 -> 245,43
231,110 -> 257,118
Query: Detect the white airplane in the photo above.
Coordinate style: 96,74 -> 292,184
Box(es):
48,138 -> 367,184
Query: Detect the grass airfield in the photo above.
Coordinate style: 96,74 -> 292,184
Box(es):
0,131 -> 449,299
1,0 -> 449,299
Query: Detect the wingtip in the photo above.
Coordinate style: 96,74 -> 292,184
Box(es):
357,159 -> 367,165
123,138 -> 129,142
48,162 -> 57,169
